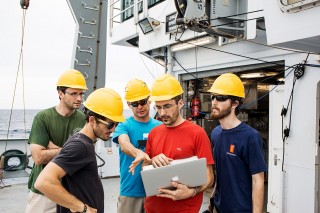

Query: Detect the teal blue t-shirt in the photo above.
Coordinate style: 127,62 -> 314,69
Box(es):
112,116 -> 161,197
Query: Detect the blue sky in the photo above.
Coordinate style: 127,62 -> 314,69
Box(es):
0,0 -> 163,109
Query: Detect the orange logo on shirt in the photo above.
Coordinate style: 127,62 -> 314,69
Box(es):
229,144 -> 235,153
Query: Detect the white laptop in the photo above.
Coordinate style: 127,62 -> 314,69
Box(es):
141,156 -> 207,196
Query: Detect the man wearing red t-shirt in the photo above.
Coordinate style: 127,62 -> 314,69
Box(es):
144,74 -> 214,213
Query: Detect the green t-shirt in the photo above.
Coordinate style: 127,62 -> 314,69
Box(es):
28,107 -> 86,193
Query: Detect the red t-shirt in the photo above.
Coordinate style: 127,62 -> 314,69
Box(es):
145,120 -> 214,213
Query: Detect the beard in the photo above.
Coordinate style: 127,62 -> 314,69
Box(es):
93,127 -> 111,141
210,104 -> 232,120
161,109 -> 179,126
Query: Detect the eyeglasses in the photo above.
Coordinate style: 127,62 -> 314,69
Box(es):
65,91 -> 85,98
211,95 -> 230,102
154,104 -> 176,112
129,98 -> 148,107
96,118 -> 118,129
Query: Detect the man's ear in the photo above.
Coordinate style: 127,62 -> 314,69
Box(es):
88,116 -> 96,125
178,99 -> 185,110
231,100 -> 239,109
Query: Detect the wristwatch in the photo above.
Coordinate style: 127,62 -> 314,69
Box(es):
192,187 -> 199,197
82,204 -> 87,213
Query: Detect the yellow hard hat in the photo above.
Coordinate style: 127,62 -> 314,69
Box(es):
149,74 -> 183,101
56,69 -> 88,90
83,88 -> 125,122
125,79 -> 150,102
208,73 -> 245,98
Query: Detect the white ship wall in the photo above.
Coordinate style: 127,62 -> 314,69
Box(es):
263,0 -> 320,52
109,0 -> 320,210
279,55 -> 320,213
173,47 -> 320,213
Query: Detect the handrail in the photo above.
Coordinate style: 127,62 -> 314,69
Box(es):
109,0 -> 144,35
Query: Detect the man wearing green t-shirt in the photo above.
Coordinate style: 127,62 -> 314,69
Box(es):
26,69 -> 88,213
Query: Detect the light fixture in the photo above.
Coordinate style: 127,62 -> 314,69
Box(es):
138,17 -> 160,35
240,73 -> 266,78
240,72 -> 278,79
257,84 -> 269,91
170,36 -> 216,52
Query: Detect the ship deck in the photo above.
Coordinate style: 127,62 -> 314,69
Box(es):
0,176 -> 213,213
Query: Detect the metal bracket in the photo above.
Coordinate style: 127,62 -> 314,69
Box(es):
274,154 -> 281,165
75,59 -> 91,66
78,32 -> 95,39
80,17 -> 97,25
77,45 -> 93,54
82,2 -> 99,11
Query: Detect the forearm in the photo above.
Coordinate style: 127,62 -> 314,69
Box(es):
34,148 -> 61,165
252,172 -> 265,213
198,165 -> 214,193
119,141 -> 140,158
35,163 -> 87,212
118,134 -> 140,158
38,180 -> 85,212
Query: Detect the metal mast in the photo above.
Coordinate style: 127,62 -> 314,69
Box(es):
67,0 -> 107,96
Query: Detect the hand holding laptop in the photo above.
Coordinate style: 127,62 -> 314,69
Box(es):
141,156 -> 207,196
156,180 -> 198,201
151,153 -> 173,167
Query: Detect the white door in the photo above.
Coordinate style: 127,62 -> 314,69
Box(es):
96,138 -> 120,178
267,85 -> 284,213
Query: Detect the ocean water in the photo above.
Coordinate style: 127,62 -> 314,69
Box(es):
0,109 -> 135,139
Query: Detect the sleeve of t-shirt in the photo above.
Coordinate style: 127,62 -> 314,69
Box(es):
195,127 -> 214,165
145,128 -> 154,157
246,133 -> 268,175
112,121 -> 128,144
52,140 -> 89,176
28,114 -> 50,147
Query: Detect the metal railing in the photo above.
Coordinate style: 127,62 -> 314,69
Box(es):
109,0 -> 164,36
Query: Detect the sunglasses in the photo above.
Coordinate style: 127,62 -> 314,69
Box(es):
129,98 -> 148,107
97,118 -> 118,129
211,95 -> 230,102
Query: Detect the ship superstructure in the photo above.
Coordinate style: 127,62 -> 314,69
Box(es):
109,0 -> 320,211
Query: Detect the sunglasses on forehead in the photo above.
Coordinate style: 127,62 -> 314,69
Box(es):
129,98 -> 148,107
96,118 -> 118,129
211,95 -> 230,102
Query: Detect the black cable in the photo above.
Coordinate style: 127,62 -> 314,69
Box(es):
305,63 -> 320,68
280,54 -> 309,171
175,26 -> 186,42
284,75 -> 297,135
165,46 -> 168,72
192,43 -> 292,69
240,65 -> 297,109
205,9 -> 264,22
6,10 -> 28,151
139,54 -> 156,78
194,32 -> 198,79
173,6 -> 318,55
281,114 -> 286,171
96,153 -> 105,168
199,17 -> 262,29
172,56 -> 203,81
283,55 -> 309,136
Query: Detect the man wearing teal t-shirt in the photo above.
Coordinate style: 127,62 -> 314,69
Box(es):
112,79 -> 161,213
